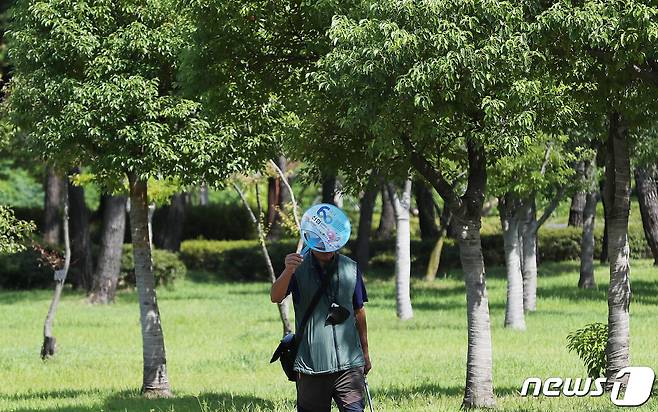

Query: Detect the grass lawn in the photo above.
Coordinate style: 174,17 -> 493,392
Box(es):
0,259 -> 656,411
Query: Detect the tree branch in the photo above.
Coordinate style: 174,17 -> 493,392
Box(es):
399,134 -> 463,214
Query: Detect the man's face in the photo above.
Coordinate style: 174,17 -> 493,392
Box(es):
312,250 -> 335,263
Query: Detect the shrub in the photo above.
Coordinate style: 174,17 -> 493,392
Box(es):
0,246 -> 55,289
566,322 -> 608,378
179,224 -> 652,281
119,244 -> 187,288
152,203 -> 256,241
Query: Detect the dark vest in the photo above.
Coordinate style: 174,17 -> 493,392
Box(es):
293,253 -> 365,374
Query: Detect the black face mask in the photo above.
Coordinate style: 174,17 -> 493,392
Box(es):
325,303 -> 350,326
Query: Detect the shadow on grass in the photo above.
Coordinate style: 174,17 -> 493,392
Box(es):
7,389 -> 277,412
374,382 -> 520,399
537,279 -> 658,306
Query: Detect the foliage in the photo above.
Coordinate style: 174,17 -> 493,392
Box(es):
0,204 -> 34,253
4,0 -> 241,188
566,323 -> 608,378
119,244 -> 186,288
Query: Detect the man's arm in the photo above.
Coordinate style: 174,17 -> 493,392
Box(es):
270,253 -> 302,303
355,307 -> 371,375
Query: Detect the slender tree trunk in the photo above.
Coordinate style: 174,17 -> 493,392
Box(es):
41,189 -> 70,359
199,182 -> 209,206
157,193 -> 186,252
603,112 -> 631,389
234,183 -> 292,335
634,166 -> 658,265
355,176 -> 378,270
600,178 -> 609,263
43,166 -> 62,245
128,173 -> 172,397
321,174 -> 336,205
388,180 -> 413,320
414,178 -> 439,240
89,195 -> 127,304
425,206 -> 451,281
519,197 -> 538,312
579,190 -> 598,288
568,191 -> 586,227
578,156 -> 598,289
68,168 -> 93,292
499,195 -> 525,330
375,183 -> 395,240
267,156 -> 290,240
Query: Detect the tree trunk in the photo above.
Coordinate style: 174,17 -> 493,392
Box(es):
600,178 -> 609,263
41,188 -> 70,359
414,178 -> 439,240
68,169 -> 93,292
128,173 -> 172,397
89,195 -> 127,304
199,182 -> 209,206
459,218 -> 495,408
603,112 -> 631,389
234,183 -> 292,335
43,166 -> 62,245
355,176 -> 378,270
425,206 -> 451,281
321,174 -> 336,205
634,166 -> 658,265
375,183 -> 395,240
568,191 -> 586,227
267,156 -> 290,240
499,195 -> 525,330
388,180 -> 413,320
519,197 -> 538,312
578,190 -> 598,289
157,193 -> 186,252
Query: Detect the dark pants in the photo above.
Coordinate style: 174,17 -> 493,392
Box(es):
296,367 -> 366,412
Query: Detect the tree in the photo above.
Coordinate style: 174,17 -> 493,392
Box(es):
388,179 -> 413,320
68,168 -> 93,291
375,183 -> 395,240
414,178 -> 439,240
354,173 -> 378,270
302,1 -> 574,407
42,166 -> 62,245
538,0 -> 658,386
6,0 -> 259,396
634,164 -> 658,265
579,157 -> 599,289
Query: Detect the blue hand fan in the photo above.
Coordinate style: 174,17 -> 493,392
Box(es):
300,203 -> 351,255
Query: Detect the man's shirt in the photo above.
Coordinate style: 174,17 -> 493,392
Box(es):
285,254 -> 368,310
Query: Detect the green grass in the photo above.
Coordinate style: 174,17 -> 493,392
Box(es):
1,260 -> 657,411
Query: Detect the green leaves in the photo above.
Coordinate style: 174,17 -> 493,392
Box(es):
566,322 -> 608,378
0,205 -> 35,254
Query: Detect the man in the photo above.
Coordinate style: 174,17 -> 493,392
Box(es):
270,249 -> 371,412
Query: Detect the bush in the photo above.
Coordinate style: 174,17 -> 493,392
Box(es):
0,247 -> 55,289
119,244 -> 187,288
153,203 -> 256,241
566,322 -> 608,378
180,239 -> 297,281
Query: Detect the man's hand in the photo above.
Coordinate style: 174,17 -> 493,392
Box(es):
364,354 -> 372,375
284,253 -> 303,273
270,252 -> 303,303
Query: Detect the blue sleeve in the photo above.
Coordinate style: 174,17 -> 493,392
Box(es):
286,273 -> 299,304
353,266 -> 368,310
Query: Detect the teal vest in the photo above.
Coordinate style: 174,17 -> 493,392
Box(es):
293,253 -> 365,374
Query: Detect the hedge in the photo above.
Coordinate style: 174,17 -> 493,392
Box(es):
180,226 -> 652,281
0,244 -> 186,290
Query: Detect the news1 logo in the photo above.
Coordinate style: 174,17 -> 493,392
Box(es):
521,367 -> 656,407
